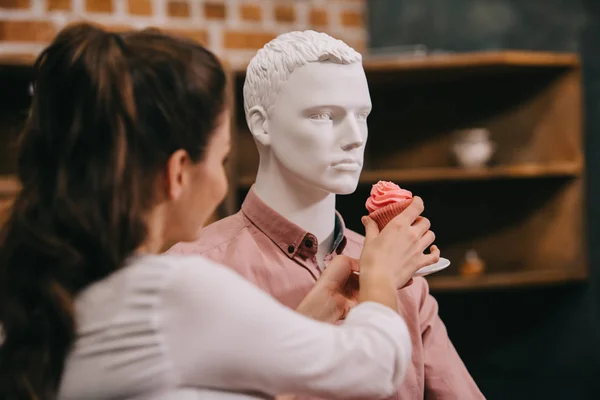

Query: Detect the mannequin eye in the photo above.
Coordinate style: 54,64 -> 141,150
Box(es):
357,111 -> 370,121
310,112 -> 333,121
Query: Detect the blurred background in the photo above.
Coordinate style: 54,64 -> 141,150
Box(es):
0,1 -> 599,399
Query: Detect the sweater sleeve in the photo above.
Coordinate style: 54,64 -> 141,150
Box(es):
160,255 -> 411,400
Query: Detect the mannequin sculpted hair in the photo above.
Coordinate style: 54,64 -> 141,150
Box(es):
243,30 -> 362,122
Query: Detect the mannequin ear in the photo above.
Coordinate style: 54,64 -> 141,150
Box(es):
247,106 -> 270,147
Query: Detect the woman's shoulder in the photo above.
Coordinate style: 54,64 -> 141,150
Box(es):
65,254 -> 246,393
132,253 -> 241,280
64,254 -> 235,397
130,252 -> 218,269
126,253 -> 231,278
76,253 -> 238,318
126,253 -> 252,305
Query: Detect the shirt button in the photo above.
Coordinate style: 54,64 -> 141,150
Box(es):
304,239 -> 313,248
287,245 -> 295,253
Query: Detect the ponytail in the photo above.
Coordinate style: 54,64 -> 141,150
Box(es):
0,21 -> 226,399
0,24 -> 144,399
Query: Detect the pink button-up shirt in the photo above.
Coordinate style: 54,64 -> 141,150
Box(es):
169,188 -> 484,400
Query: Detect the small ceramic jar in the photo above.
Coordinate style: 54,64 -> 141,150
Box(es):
452,128 -> 495,168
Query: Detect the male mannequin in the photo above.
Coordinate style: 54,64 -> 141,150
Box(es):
170,31 -> 483,399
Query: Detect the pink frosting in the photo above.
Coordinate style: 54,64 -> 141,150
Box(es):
365,181 -> 412,213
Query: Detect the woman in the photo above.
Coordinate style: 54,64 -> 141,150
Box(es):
0,23 -> 439,400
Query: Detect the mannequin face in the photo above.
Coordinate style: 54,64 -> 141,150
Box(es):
263,62 -> 371,194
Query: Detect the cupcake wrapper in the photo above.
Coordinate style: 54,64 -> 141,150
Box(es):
368,199 -> 413,230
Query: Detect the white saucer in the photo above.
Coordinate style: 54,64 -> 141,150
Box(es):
350,257 -> 450,278
414,257 -> 450,277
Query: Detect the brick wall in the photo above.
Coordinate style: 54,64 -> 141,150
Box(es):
0,0 -> 366,68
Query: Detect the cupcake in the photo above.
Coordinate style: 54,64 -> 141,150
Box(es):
366,181 -> 413,230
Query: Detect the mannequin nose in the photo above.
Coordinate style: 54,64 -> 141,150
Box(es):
340,116 -> 365,151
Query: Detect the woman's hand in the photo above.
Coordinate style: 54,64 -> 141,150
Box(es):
360,196 -> 440,291
295,255 -> 360,323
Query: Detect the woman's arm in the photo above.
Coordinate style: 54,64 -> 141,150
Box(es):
294,255 -> 359,323
161,255 -> 411,400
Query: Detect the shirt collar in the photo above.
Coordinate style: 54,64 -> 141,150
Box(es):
241,187 -> 348,259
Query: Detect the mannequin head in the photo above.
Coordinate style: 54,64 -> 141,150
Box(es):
244,31 -> 370,195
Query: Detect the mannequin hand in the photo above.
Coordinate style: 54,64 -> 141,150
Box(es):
295,255 -> 359,323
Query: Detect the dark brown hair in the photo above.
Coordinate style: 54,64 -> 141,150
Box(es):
0,22 -> 227,399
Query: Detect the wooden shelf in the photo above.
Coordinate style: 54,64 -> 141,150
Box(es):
0,176 -> 18,226
362,50 -> 579,72
238,162 -> 582,187
359,162 -> 582,183
231,50 -> 585,291
427,269 -> 587,292
0,176 -> 20,196
232,51 -> 579,76
0,54 -> 35,67
0,50 -> 583,292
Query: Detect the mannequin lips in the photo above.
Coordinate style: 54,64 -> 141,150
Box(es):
331,163 -> 361,172
332,158 -> 360,166
331,159 -> 362,171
